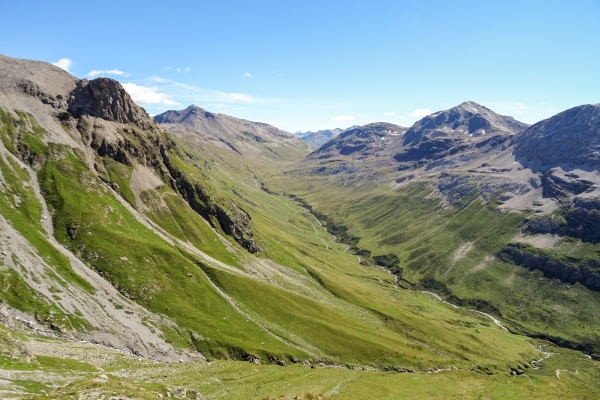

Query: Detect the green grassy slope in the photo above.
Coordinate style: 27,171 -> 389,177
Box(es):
263,170 -> 600,357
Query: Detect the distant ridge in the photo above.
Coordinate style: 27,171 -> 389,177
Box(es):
294,126 -> 359,149
155,104 -> 313,163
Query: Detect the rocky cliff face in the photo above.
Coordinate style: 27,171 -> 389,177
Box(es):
160,147 -> 260,253
499,243 -> 600,291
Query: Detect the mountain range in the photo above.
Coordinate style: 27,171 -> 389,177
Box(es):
1,53 -> 600,399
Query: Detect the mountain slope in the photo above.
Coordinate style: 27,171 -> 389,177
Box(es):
268,101 -> 600,357
0,52 -> 540,364
514,103 -> 600,169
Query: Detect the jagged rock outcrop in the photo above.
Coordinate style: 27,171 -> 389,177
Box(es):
499,243 -> 600,291
160,147 -> 260,253
68,78 -> 155,130
523,206 -> 600,244
514,103 -> 600,169
64,83 -> 261,253
541,168 -> 597,199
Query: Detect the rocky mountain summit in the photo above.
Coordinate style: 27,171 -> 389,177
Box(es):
388,101 -> 528,171
68,78 -> 155,129
403,101 -> 529,146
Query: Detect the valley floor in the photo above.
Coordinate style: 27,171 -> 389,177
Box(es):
2,309 -> 600,399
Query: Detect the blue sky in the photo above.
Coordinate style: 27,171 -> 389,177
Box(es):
2,0 -> 599,132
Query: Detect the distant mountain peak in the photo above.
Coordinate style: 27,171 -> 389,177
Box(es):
154,104 -> 215,125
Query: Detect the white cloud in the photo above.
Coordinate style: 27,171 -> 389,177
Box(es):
217,91 -> 260,103
87,69 -> 129,78
122,83 -> 180,105
52,58 -> 72,72
243,72 -> 252,77
409,108 -> 432,117
385,112 -> 395,116
185,67 -> 191,73
331,115 -> 355,121
177,68 -> 181,73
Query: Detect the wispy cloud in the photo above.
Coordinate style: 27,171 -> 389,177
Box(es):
52,58 -> 72,72
385,112 -> 395,116
132,76 -> 271,108
185,67 -> 191,73
217,92 -> 260,103
149,76 -> 201,91
122,83 -> 180,105
243,72 -> 252,77
409,108 -> 431,117
173,81 -> 200,90
87,69 -> 129,78
331,115 -> 355,121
